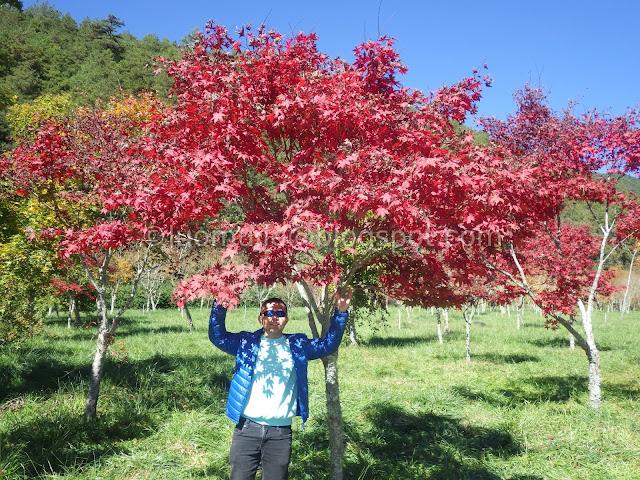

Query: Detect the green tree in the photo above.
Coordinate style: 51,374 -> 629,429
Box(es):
0,4 -> 179,147
6,92 -> 73,138
1,1 -> 23,10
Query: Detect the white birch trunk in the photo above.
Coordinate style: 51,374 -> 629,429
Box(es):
83,245 -> 152,419
84,285 -> 110,418
436,308 -> 443,344
110,291 -> 117,315
443,308 -> 449,335
516,295 -> 524,330
621,248 -> 637,315
464,305 -> 474,362
578,299 -> 601,409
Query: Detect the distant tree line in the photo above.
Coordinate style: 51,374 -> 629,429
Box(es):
0,1 -> 180,149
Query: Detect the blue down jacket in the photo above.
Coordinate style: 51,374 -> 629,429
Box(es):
209,302 -> 348,424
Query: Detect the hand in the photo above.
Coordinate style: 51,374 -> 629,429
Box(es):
335,287 -> 352,312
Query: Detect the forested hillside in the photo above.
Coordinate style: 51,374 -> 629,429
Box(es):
0,1 -> 180,149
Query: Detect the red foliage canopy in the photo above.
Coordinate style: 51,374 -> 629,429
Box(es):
155,25 -> 556,309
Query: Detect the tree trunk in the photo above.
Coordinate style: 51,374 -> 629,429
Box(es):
322,352 -> 344,480
84,290 -> 110,419
463,306 -> 474,362
82,245 -> 152,419
184,304 -> 194,331
578,302 -> 602,410
587,346 -> 602,410
67,297 -> 73,329
436,308 -> 443,344
516,295 -> 524,329
348,317 -> 358,346
110,290 -> 117,315
621,248 -> 638,315
296,279 -> 344,479
555,305 -> 602,410
68,291 -> 81,328
443,308 -> 449,335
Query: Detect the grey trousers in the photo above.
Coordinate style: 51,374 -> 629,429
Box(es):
229,417 -> 292,480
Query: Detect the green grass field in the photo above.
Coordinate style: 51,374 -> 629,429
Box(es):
1,306 -> 639,479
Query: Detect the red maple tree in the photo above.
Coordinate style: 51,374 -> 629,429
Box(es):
479,87 -> 640,409
1,94 -> 232,418
154,24 -> 553,478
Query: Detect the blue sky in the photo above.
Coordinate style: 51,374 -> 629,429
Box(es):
23,0 -> 640,122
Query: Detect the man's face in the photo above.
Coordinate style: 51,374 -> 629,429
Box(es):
259,301 -> 288,338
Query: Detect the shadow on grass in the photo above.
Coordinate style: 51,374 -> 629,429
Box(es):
103,352 -> 232,410
0,348 -> 88,401
603,381 -> 640,401
472,353 -> 540,364
117,324 -> 195,337
292,403 -> 540,480
501,375 -> 588,404
451,385 -> 507,407
453,374 -> 593,407
1,351 -> 231,477
527,337 -> 612,352
363,331 -> 468,348
1,407 -> 155,478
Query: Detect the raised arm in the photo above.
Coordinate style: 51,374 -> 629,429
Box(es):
306,288 -> 352,360
306,309 -> 349,360
209,301 -> 242,356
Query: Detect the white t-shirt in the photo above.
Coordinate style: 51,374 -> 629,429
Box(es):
241,335 -> 298,426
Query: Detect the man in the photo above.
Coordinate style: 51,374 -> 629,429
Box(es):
209,291 -> 351,480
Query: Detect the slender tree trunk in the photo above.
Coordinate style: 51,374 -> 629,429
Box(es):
348,317 -> 358,346
587,345 -> 602,409
68,291 -> 81,328
184,304 -> 194,331
436,308 -> 443,344
109,279 -> 120,315
73,295 -> 81,326
578,300 -> 601,409
67,296 -> 74,329
322,352 -> 344,480
621,248 -> 638,315
443,308 -> 450,335
85,289 -> 110,418
463,305 -> 474,361
296,281 -> 320,338
516,295 -> 524,329
82,245 -> 152,419
110,291 -> 117,315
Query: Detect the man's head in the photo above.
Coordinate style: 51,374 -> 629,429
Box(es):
259,297 -> 288,338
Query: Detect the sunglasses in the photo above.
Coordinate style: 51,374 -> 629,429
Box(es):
262,310 -> 287,318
